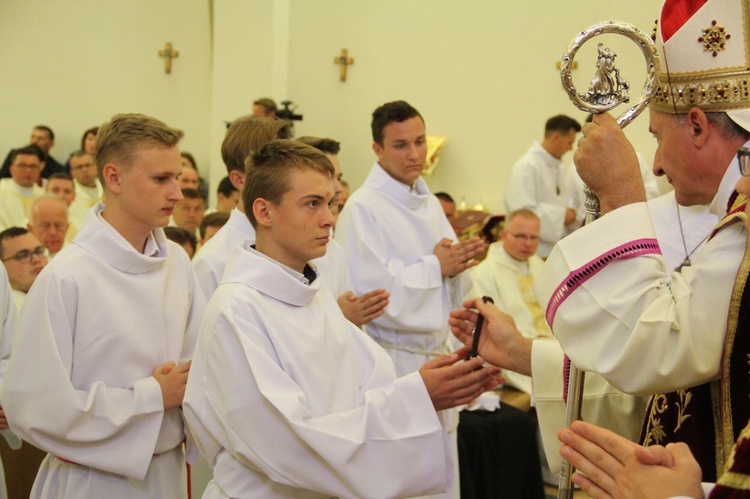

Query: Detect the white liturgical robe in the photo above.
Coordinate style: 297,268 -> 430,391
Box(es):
336,162 -> 471,377
193,208 -> 349,300
530,189 -> 717,473
0,204 -> 205,499
0,266 -> 16,499
183,243 -> 450,498
505,142 -> 580,258
0,178 -> 43,231
535,153 -> 744,396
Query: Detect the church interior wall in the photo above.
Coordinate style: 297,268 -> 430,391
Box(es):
0,0 -> 212,187
3,1 -> 665,215
277,0 -> 664,214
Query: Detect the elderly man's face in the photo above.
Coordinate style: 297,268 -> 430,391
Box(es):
28,199 -> 69,254
649,109 -> 720,206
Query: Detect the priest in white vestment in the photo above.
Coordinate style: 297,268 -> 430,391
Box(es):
336,101 -> 486,498
67,151 -> 103,229
0,145 -> 44,232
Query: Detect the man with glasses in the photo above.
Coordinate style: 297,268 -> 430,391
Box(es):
0,145 -> 44,231
0,227 -> 48,309
67,151 -> 102,228
470,209 -> 549,395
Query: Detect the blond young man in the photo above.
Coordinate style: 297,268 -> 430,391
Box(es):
0,113 -> 205,498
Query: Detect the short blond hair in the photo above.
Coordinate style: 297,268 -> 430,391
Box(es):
95,113 -> 183,184
221,116 -> 290,174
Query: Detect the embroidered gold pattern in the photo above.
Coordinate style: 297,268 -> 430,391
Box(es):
698,20 -> 731,57
713,194 -> 750,478
643,394 -> 668,446
674,389 -> 693,432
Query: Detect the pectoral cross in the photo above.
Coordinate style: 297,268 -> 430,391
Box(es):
158,42 -> 179,74
334,49 -> 354,82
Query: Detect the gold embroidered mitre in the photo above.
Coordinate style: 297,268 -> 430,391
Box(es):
652,0 -> 750,122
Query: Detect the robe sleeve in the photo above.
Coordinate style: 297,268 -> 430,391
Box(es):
336,200 -> 449,333
535,202 -> 743,395
0,270 -> 166,480
0,267 -> 20,450
531,339 -> 649,473
187,311 -> 451,498
192,250 -> 221,300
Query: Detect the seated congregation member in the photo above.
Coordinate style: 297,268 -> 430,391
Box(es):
45,173 -> 76,208
64,127 -> 98,172
0,145 -> 44,231
67,150 -> 103,227
470,208 -> 550,394
171,188 -> 205,239
164,226 -> 197,259
183,140 -> 499,498
198,211 -> 229,247
207,176 -> 239,214
180,151 -> 209,202
0,126 -> 65,179
27,195 -> 70,258
0,228 -> 48,309
0,113 -> 205,498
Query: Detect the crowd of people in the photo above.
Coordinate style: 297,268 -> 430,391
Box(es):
1,1 -> 750,498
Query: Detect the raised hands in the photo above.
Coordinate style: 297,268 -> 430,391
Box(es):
419,346 -> 502,411
338,288 -> 390,327
433,237 -> 485,278
558,420 -> 703,499
574,113 -> 646,214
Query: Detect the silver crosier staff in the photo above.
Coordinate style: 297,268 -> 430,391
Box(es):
557,21 -> 660,499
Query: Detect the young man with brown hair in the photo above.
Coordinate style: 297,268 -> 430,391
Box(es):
0,113 -> 204,498
184,140 -> 498,498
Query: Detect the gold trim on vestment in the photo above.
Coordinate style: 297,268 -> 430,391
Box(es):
712,193 -> 749,477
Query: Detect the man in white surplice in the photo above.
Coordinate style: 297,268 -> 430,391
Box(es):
335,101 -> 486,498
0,145 -> 44,232
504,115 -> 583,258
183,140 -> 499,498
0,114 -> 205,499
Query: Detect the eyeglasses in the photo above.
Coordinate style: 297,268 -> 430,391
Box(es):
738,147 -> 750,176
70,163 -> 95,172
506,232 -> 540,242
12,163 -> 41,171
2,245 -> 48,263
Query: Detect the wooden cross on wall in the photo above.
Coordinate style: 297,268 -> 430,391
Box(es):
158,42 -> 179,74
334,49 -> 354,81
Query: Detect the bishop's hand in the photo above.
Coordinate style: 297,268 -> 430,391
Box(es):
574,113 -> 645,214
449,297 -> 532,376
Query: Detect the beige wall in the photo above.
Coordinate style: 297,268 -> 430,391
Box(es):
3,1 -> 663,212
279,1 -> 663,213
0,0 -> 212,179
